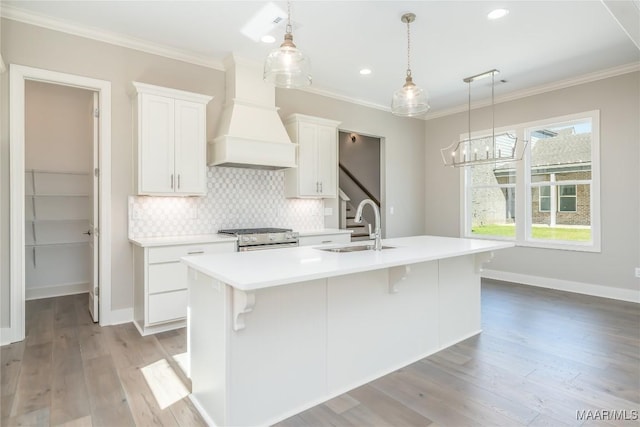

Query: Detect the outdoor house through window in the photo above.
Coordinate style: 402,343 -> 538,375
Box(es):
463,111 -> 600,252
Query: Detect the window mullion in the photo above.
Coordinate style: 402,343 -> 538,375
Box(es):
516,127 -> 528,243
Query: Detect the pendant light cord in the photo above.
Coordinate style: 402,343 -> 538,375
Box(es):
286,1 -> 292,35
406,18 -> 412,77
492,71 -> 495,144
467,80 -> 471,144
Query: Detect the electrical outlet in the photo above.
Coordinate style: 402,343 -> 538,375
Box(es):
389,206 -> 395,215
635,267 -> 640,278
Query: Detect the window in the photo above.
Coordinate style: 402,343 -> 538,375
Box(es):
558,185 -> 576,212
465,133 -> 517,239
539,186 -> 550,212
463,111 -> 600,252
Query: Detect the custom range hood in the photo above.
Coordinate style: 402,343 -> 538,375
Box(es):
209,55 -> 296,169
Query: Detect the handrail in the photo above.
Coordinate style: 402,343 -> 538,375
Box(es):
339,163 -> 380,206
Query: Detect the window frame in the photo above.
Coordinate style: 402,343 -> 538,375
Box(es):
538,186 -> 551,212
461,126 -> 518,242
558,184 -> 577,212
461,110 -> 600,252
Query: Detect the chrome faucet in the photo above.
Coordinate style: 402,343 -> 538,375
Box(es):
354,199 -> 382,251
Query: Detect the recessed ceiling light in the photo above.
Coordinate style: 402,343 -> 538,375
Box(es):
261,35 -> 276,43
359,68 -> 372,75
487,8 -> 509,20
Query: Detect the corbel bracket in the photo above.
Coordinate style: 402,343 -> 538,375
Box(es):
388,265 -> 411,293
232,288 -> 256,331
475,251 -> 495,273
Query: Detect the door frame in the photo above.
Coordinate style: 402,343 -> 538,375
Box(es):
9,64 -> 112,343
337,129 -> 386,235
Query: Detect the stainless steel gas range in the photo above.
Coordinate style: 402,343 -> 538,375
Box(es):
217,228 -> 299,251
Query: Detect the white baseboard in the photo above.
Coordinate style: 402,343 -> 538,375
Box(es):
25,282 -> 90,301
482,269 -> 640,303
1,327 -> 13,346
108,307 -> 134,325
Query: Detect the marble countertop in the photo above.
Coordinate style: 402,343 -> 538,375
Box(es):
129,234 -> 238,247
129,228 -> 352,247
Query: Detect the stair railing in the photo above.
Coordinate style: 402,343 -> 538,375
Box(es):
338,163 -> 380,206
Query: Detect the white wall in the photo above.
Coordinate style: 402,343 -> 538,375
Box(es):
425,71 -> 640,296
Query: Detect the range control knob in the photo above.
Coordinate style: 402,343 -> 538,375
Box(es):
242,236 -> 250,242
251,236 -> 258,242
269,234 -> 276,241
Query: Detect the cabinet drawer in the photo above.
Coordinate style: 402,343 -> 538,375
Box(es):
148,290 -> 187,324
148,241 -> 236,263
148,262 -> 187,293
299,234 -> 351,246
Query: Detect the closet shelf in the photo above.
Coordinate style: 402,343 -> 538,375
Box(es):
27,218 -> 89,223
26,241 -> 89,248
25,169 -> 90,176
26,194 -> 89,198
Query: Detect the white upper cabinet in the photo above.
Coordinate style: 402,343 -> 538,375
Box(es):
284,114 -> 341,198
132,82 -> 212,196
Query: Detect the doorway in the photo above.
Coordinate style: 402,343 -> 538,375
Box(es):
338,131 -> 383,239
8,65 -> 112,344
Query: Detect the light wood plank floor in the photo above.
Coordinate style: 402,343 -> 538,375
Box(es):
2,280 -> 639,426
1,293 -> 205,427
277,280 -> 640,427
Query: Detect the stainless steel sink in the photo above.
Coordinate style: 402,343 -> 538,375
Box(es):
316,244 -> 395,253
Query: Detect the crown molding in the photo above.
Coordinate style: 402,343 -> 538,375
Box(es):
296,85 -> 392,114
0,4 -> 225,70
2,3 -> 637,118
424,62 -> 640,120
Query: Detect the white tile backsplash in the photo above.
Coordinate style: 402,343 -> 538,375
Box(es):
128,166 -> 324,238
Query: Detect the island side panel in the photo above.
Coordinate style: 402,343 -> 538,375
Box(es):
437,255 -> 482,348
227,279 -> 328,427
326,262 -> 440,395
188,268 -> 230,426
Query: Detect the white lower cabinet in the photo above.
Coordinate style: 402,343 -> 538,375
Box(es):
298,232 -> 351,246
133,240 -> 235,335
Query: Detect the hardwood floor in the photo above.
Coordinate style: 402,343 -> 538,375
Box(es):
1,294 -> 205,426
2,280 -> 639,426
276,280 -> 639,427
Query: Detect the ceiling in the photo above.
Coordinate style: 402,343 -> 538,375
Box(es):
2,1 -> 639,117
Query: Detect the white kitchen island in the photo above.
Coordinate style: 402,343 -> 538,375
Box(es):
182,235 -> 513,426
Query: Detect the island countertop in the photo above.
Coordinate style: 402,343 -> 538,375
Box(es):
182,235 -> 513,291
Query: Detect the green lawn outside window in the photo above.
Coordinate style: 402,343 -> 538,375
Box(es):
471,224 -> 591,241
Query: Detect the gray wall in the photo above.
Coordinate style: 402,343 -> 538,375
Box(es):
339,131 -> 381,202
338,132 -> 381,229
276,90 -> 425,238
424,72 -> 640,293
0,18 -> 225,324
1,18 -> 426,329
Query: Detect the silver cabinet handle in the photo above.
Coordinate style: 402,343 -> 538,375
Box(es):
320,182 -> 323,193
187,250 -> 204,255
178,174 -> 181,189
171,174 -> 174,189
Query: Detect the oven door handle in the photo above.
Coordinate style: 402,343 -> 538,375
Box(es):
239,242 -> 299,251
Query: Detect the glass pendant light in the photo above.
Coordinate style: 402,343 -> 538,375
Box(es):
391,13 -> 430,116
264,1 -> 312,88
